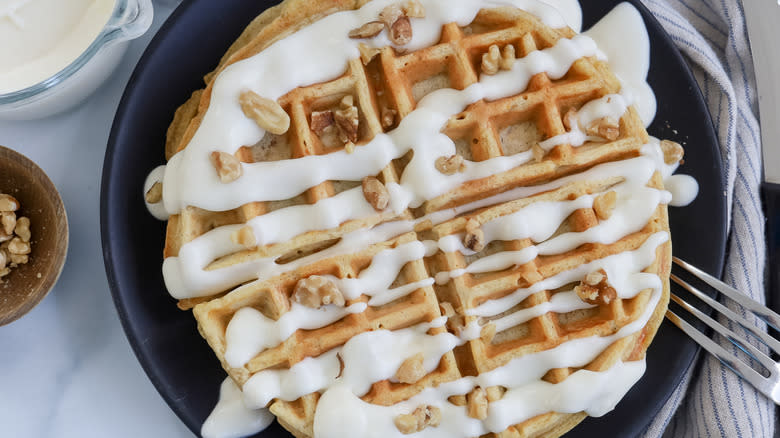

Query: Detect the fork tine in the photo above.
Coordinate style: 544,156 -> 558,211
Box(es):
666,308 -> 773,398
671,274 -> 780,355
673,257 -> 780,331
669,292 -> 778,373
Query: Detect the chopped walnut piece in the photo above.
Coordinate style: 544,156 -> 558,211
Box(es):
439,301 -> 456,317
481,44 -> 500,75
418,405 -> 441,428
660,139 -> 685,165
9,253 -> 27,266
8,237 -> 30,255
293,275 -> 345,308
239,90 -> 290,135
335,96 -> 359,144
340,95 -> 354,108
532,143 -> 545,162
361,176 -> 390,211
480,322 -> 497,344
210,151 -> 243,183
379,4 -> 404,28
0,195 -> 31,279
1,212 -> 15,236
379,3 -> 413,46
402,0 -> 425,18
500,44 -> 516,70
467,387 -> 488,420
348,21 -> 384,39
145,181 -> 163,204
394,412 -> 418,434
381,108 -> 397,129
463,218 -> 485,252
563,108 -> 579,131
0,194 -> 19,212
310,110 -> 334,136
396,353 -> 426,384
231,226 -> 256,249
593,191 -> 617,220
435,154 -> 465,175
394,405 -> 442,434
586,116 -> 620,141
585,269 -> 605,286
389,15 -> 413,45
358,43 -> 381,65
344,141 -> 356,154
574,268 -> 617,305
448,395 -> 467,406
14,217 -> 30,243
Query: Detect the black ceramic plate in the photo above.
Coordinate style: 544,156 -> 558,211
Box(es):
101,1 -> 727,436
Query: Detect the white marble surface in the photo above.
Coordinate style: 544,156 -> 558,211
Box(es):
0,3 -> 194,437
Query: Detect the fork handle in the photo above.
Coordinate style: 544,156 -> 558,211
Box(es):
763,181 -> 780,314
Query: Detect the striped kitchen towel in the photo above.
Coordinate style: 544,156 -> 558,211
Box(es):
637,0 -> 777,437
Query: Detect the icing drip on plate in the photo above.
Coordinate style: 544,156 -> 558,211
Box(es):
202,378 -> 275,438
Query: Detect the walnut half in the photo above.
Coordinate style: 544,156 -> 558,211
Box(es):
239,90 -> 290,135
362,176 -> 390,211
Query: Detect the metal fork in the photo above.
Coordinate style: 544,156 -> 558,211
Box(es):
665,257 -> 780,404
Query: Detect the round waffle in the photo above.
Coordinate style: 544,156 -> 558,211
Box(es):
148,1 -> 677,437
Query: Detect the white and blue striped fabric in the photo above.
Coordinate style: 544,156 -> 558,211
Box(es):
635,0 -> 776,437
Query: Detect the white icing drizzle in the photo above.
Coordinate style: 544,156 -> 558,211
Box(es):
242,349 -> 341,410
158,1 -> 704,437
158,0 -> 590,216
233,231 -> 666,411
164,150 -> 665,300
225,302 -> 367,368
221,160 -> 668,366
161,33 -> 601,216
540,93 -> 629,150
201,377 -> 275,438
469,231 -> 667,318
584,3 -> 656,126
242,319 -> 460,408
665,174 -> 699,207
313,360 -> 645,438
641,137 -> 699,207
490,290 -> 593,332
157,0 -> 661,302
323,241 -> 428,301
312,262 -> 662,438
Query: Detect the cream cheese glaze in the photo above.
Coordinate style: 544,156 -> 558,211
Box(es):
202,377 -> 275,438
145,1 -> 699,437
0,0 -> 116,93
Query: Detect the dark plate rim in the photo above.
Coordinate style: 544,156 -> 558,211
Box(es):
100,1 -> 727,436
101,1 -> 202,429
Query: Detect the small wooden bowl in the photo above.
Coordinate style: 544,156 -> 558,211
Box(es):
0,146 -> 68,326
